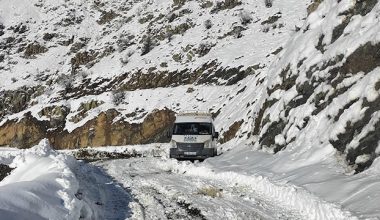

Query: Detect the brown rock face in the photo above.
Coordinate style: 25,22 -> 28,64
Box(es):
24,43 -> 48,58
0,112 -> 47,148
71,51 -> 98,69
0,109 -> 175,149
220,120 -> 243,144
307,0 -> 323,15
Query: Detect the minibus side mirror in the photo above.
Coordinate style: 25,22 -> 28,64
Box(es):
167,129 -> 172,138
213,132 -> 219,139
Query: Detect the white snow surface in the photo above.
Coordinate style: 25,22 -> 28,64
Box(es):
1,0 -> 380,219
0,0 -> 308,89
2,141 -> 380,219
95,142 -> 380,219
0,139 -> 82,220
0,140 -> 135,220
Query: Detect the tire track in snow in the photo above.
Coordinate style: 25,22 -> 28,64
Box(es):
73,161 -> 133,220
139,185 -> 206,220
97,159 -> 207,220
158,159 -> 359,220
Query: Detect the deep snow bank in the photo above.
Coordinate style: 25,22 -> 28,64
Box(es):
158,155 -> 356,220
127,139 -> 380,219
207,142 -> 380,219
0,139 -> 82,220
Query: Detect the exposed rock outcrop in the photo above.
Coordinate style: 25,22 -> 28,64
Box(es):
0,109 -> 175,149
0,112 -> 48,148
307,0 -> 323,15
59,62 -> 256,100
220,120 -> 243,144
24,43 -> 48,58
0,86 -> 44,120
38,105 -> 70,129
51,108 -> 175,149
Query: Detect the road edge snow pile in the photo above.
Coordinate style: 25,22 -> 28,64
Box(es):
0,139 -> 82,220
158,159 -> 357,220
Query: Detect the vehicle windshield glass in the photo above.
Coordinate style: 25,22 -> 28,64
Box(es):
173,123 -> 212,135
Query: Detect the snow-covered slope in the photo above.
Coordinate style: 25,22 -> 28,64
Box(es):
2,0 -> 380,218
1,0 -> 380,173
251,0 -> 380,173
0,0 -> 306,89
0,0 -> 308,149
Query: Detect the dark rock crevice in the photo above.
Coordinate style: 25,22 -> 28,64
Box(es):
0,164 -> 14,182
331,0 -> 378,44
259,119 -> 286,152
341,42 -> 380,75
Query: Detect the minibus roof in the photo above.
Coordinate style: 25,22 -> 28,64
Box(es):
175,112 -> 213,123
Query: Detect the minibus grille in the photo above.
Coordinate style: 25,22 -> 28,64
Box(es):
177,143 -> 204,151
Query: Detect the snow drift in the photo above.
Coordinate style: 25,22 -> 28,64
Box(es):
0,139 -> 82,220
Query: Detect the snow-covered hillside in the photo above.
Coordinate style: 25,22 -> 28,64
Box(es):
3,0 -> 380,218
0,0 -> 309,149
2,0 -> 380,219
252,0 -> 380,173
0,0 -> 306,88
0,0 -> 380,172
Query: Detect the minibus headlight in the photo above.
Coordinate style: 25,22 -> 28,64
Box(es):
171,140 -> 177,148
204,140 -> 212,148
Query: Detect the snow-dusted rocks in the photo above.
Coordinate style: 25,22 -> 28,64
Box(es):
253,0 -> 380,172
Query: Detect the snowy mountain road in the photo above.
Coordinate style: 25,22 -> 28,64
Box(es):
93,158 -> 303,220
74,162 -> 133,220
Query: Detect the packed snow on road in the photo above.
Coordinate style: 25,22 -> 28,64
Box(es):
1,140 -> 380,219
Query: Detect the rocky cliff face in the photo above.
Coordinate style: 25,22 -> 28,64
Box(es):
0,108 -> 174,149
